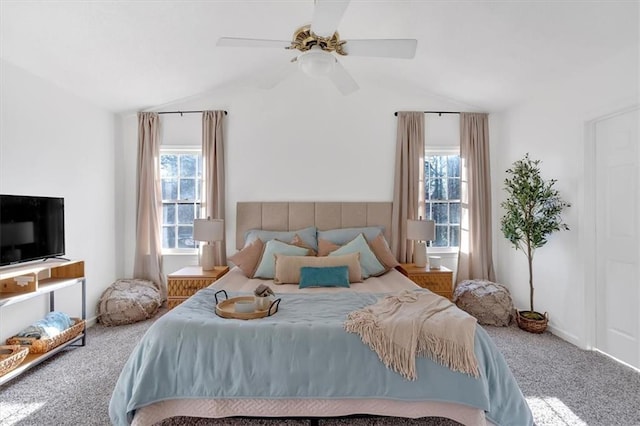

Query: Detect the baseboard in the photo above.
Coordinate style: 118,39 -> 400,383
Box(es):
546,324 -> 584,349
85,316 -> 98,328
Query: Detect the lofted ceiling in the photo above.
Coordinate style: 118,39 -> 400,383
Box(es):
1,0 -> 638,113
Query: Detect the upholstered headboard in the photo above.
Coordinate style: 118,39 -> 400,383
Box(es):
236,202 -> 393,250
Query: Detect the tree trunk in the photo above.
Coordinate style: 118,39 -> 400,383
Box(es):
527,241 -> 534,312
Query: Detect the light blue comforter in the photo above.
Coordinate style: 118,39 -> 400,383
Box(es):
109,288 -> 532,426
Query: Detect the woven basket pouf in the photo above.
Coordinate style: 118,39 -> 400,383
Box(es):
454,280 -> 514,326
97,279 -> 161,326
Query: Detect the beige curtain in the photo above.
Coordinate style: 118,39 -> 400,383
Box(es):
391,111 -> 425,263
202,111 -> 226,265
457,113 -> 496,284
134,112 -> 166,299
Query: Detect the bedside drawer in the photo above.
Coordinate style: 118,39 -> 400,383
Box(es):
410,274 -> 452,294
167,278 -> 214,297
166,266 -> 229,309
399,264 -> 454,301
167,297 -> 188,309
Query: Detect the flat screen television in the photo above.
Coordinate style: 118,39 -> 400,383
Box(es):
0,194 -> 65,267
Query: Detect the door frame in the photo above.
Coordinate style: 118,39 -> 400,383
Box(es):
583,104 -> 640,353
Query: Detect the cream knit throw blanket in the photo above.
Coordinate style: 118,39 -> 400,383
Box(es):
344,290 -> 479,380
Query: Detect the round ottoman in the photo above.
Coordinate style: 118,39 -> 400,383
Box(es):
454,280 -> 514,326
97,279 -> 162,326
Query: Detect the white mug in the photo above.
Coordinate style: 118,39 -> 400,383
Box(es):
429,256 -> 442,269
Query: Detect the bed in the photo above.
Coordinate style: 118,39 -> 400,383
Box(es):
109,202 -> 533,426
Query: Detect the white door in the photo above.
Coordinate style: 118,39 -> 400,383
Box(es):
594,107 -> 639,369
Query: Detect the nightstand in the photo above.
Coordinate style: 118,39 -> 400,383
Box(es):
167,265 -> 229,309
398,263 -> 454,300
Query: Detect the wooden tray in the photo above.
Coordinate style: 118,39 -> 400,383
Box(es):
214,290 -> 280,320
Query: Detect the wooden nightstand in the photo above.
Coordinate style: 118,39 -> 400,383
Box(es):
167,265 -> 229,309
398,264 -> 454,300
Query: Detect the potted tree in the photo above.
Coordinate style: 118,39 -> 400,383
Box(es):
500,153 -> 571,333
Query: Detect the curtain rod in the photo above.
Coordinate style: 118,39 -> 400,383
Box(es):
394,111 -> 460,116
157,110 -> 228,116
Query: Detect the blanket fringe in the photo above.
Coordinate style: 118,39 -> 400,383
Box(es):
344,292 -> 479,380
345,310 -> 418,380
417,332 -> 479,378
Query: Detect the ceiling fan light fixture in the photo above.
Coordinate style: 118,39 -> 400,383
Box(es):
297,50 -> 336,78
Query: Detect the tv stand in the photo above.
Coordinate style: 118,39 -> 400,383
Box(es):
0,259 -> 86,385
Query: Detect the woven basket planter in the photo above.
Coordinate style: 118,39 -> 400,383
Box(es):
516,311 -> 548,334
0,345 -> 29,377
6,318 -> 85,354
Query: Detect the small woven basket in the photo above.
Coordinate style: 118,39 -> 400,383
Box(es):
6,318 -> 85,354
0,345 -> 29,377
516,311 -> 548,334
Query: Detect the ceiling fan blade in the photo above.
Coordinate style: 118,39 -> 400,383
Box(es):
311,0 -> 350,38
328,59 -> 359,95
216,37 -> 291,49
342,39 -> 418,59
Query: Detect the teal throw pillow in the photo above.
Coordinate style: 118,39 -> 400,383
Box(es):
329,233 -> 387,279
299,266 -> 350,288
253,240 -> 310,279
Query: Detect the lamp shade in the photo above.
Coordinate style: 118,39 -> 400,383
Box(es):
193,218 -> 224,243
406,219 -> 435,242
298,49 -> 336,78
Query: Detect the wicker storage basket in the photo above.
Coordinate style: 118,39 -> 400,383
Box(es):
516,311 -> 548,334
6,318 -> 85,354
0,345 -> 29,377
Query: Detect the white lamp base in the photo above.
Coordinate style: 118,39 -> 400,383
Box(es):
201,244 -> 216,271
413,241 -> 427,268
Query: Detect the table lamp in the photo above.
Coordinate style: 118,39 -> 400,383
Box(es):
193,218 -> 224,271
406,218 -> 435,268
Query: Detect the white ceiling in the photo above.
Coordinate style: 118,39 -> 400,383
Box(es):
1,1 -> 638,113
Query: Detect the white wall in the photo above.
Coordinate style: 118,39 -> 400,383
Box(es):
0,60 -> 118,341
490,45 -> 639,347
118,72 -> 473,278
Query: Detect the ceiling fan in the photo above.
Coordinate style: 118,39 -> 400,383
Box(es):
216,0 -> 417,95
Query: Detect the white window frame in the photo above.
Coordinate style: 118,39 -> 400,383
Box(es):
160,146 -> 203,255
422,147 -> 461,254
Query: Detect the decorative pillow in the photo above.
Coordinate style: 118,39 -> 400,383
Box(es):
329,233 -> 387,279
317,226 -> 384,246
228,238 -> 265,277
368,233 -> 400,269
299,266 -> 350,288
317,238 -> 341,256
273,252 -> 362,284
291,233 -> 317,256
253,240 -> 311,279
244,226 -> 317,251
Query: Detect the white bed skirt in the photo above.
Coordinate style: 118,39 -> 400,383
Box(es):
133,398 -> 492,426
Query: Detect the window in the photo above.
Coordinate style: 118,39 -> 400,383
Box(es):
423,153 -> 461,249
160,149 -> 202,252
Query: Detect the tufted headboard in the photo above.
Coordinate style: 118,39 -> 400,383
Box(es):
236,202 -> 393,250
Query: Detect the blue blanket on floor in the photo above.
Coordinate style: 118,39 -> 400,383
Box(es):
109,288 -> 533,426
16,311 -> 74,339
